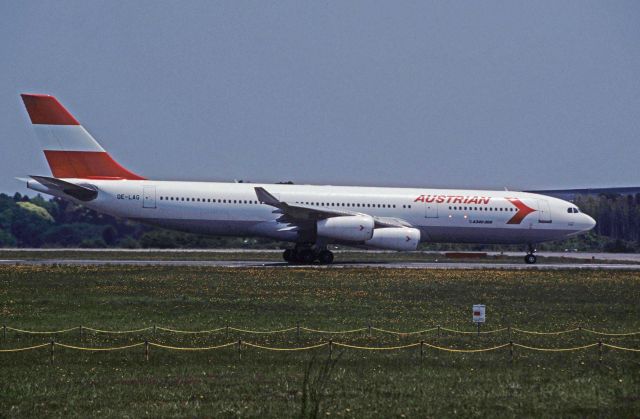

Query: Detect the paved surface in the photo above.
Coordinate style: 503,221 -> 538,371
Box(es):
2,250 -> 640,270
1,258 -> 640,270
3,248 -> 640,261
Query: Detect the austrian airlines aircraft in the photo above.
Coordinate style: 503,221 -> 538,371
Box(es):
19,94 -> 596,264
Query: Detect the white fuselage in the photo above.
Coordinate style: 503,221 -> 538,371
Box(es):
41,179 -> 596,246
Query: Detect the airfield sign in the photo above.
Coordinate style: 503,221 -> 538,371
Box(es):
473,304 -> 485,323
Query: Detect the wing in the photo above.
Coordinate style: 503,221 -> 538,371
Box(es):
254,187 -> 411,228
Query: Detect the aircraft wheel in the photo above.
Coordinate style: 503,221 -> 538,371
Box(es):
297,248 -> 315,264
318,250 -> 334,265
283,249 -> 294,263
524,254 -> 537,264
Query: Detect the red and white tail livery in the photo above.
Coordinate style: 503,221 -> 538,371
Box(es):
21,94 -> 144,180
19,94 -> 597,264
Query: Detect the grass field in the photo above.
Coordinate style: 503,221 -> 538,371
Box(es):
1,265 -> 639,417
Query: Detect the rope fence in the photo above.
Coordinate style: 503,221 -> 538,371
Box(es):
0,341 -> 638,359
3,324 -> 639,336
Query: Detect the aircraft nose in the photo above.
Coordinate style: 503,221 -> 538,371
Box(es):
583,214 -> 596,231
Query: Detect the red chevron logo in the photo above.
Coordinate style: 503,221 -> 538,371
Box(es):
506,198 -> 536,224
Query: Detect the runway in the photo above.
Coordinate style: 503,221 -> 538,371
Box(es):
1,258 -> 640,270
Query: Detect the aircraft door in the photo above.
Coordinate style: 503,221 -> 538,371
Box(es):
143,185 -> 156,209
537,199 -> 551,223
425,202 -> 439,218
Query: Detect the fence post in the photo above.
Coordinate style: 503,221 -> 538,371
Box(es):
296,322 -> 300,342
226,323 -> 229,340
437,325 -> 441,339
509,341 -> 514,364
2,324 -> 5,342
50,339 -> 55,365
79,325 -> 83,340
153,325 -> 156,339
237,340 -> 242,360
420,340 -> 424,362
508,325 -> 511,341
598,341 -> 603,364
144,340 -> 149,361
328,340 -> 333,360
368,323 -> 372,338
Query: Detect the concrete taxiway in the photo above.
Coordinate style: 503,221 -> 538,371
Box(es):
1,250 -> 640,270
1,259 -> 640,270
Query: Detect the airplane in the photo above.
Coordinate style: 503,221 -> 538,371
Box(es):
18,93 -> 596,264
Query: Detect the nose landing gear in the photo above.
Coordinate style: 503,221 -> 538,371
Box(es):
282,245 -> 334,265
524,244 -> 537,264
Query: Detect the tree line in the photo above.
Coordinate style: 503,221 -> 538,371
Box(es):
1,192 -> 639,251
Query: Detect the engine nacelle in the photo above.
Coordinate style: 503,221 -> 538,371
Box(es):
317,215 -> 374,242
365,227 -> 421,251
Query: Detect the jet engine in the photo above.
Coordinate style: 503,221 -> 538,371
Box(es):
317,215 -> 374,242
365,227 -> 421,251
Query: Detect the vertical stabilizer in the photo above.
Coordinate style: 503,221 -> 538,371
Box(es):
21,94 -> 145,180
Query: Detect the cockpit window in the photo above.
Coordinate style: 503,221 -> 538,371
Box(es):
567,207 -> 580,214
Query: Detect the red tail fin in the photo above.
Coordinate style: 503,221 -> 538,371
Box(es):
21,94 -> 145,180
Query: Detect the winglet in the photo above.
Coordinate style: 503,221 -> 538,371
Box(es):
254,187 -> 282,206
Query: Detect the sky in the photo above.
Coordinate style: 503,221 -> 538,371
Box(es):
1,1 -> 640,195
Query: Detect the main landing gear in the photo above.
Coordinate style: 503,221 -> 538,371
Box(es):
283,245 -> 334,265
524,244 -> 537,264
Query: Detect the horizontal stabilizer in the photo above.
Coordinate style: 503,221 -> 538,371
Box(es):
29,175 -> 98,201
